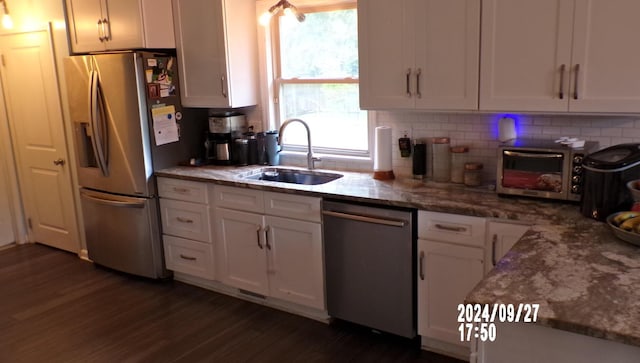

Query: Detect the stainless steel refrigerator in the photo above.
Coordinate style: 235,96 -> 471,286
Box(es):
64,52 -> 195,278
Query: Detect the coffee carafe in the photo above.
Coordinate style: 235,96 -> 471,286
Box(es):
205,114 -> 247,165
265,131 -> 281,166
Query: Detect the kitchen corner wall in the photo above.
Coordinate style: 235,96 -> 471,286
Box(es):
377,111 -> 640,182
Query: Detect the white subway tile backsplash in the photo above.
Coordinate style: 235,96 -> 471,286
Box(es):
374,111 -> 640,180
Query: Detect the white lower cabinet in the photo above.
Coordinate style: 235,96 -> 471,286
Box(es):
214,186 -> 325,311
418,239 -> 484,346
163,235 -> 215,279
486,220 -> 530,274
158,177 -> 215,280
417,211 -> 486,359
417,212 -> 532,360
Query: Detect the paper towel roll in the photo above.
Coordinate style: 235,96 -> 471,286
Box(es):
374,126 -> 393,172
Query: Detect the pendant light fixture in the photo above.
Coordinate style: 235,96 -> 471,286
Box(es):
1,0 -> 12,29
259,0 -> 305,26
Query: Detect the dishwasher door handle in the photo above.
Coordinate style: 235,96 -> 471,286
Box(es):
322,210 -> 408,227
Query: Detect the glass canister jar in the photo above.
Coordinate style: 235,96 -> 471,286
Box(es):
464,162 -> 484,187
450,146 -> 469,183
432,137 -> 451,182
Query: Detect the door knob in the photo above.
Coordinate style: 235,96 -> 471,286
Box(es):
53,158 -> 65,166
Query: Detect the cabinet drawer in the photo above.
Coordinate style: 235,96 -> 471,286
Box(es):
264,192 -> 321,222
157,177 -> 209,203
418,211 -> 486,247
160,199 -> 212,242
163,235 -> 215,280
213,185 -> 265,212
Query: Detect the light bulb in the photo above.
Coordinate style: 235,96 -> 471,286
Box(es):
259,11 -> 272,26
283,7 -> 293,17
2,13 -> 12,29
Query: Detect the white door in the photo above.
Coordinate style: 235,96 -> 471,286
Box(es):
358,0 -> 415,109
65,0 -> 106,53
417,239 -> 484,347
215,208 -> 269,295
103,0 -> 144,50
413,0 -> 480,110
0,29 -> 80,253
479,0 -> 575,112
569,0 -> 640,113
173,0 -> 230,107
486,221 -> 529,273
266,215 -> 324,310
0,159 -> 14,247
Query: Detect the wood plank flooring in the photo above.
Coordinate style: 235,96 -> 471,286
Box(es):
0,243 -> 465,363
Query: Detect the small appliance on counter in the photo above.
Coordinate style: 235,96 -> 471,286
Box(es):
204,114 -> 247,165
581,143 -> 640,220
497,138 -> 599,202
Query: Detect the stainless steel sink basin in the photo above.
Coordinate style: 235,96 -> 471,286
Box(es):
243,167 -> 343,185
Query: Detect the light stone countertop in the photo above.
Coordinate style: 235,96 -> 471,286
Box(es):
156,164 -> 640,347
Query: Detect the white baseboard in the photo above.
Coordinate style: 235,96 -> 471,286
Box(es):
173,272 -> 330,323
421,336 -> 470,362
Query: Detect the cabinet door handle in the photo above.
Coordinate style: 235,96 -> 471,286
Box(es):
172,187 -> 189,193
102,18 -> 111,41
434,223 -> 467,233
406,68 -> 412,97
221,76 -> 228,98
419,251 -> 425,280
179,254 -> 197,261
264,226 -> 271,250
176,217 -> 194,224
415,68 -> 422,99
256,225 -> 263,249
491,234 -> 497,266
558,64 -> 566,99
573,64 -> 580,100
97,19 -> 105,41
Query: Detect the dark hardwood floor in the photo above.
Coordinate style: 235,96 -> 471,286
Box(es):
0,243 -> 465,363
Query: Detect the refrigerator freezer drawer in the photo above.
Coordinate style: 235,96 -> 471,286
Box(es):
80,188 -> 169,278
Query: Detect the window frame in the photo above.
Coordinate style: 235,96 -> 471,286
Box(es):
269,2 -> 371,159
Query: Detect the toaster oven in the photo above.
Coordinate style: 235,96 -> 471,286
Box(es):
497,139 -> 599,201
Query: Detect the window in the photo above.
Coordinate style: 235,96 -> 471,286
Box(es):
272,3 -> 368,157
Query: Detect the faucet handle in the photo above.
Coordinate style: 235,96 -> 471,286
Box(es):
311,155 -> 321,169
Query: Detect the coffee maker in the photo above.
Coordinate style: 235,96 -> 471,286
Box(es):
204,114 -> 247,165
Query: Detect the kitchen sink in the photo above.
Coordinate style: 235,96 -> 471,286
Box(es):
242,167 -> 343,185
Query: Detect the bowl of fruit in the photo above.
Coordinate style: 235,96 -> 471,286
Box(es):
607,211 -> 640,246
627,179 -> 640,203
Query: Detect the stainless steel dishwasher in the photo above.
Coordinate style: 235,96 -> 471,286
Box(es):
323,200 -> 416,338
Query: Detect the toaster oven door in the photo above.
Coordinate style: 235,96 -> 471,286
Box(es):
498,149 -> 569,200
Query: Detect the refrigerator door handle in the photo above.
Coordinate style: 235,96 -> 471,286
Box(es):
80,189 -> 146,209
89,69 -> 109,176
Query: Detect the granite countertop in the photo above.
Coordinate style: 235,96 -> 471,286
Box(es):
156,164 -> 640,347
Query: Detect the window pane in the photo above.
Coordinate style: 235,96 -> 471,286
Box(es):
280,83 -> 367,152
279,8 -> 358,79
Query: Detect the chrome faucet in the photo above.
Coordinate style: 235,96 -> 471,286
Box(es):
278,118 -> 321,170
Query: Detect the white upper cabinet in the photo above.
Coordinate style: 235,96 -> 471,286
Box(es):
172,0 -> 259,108
65,0 -> 175,53
358,0 -> 480,110
481,0 -> 640,113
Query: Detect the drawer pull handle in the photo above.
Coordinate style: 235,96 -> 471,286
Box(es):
173,187 -> 189,193
179,254 -> 197,261
434,223 -> 466,232
264,226 -> 271,250
176,217 -> 194,224
558,64 -> 566,99
419,251 -> 425,281
256,225 -> 263,249
573,64 -> 580,100
406,68 -> 412,97
491,234 -> 498,266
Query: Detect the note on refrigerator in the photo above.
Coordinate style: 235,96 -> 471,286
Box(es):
152,105 -> 179,145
